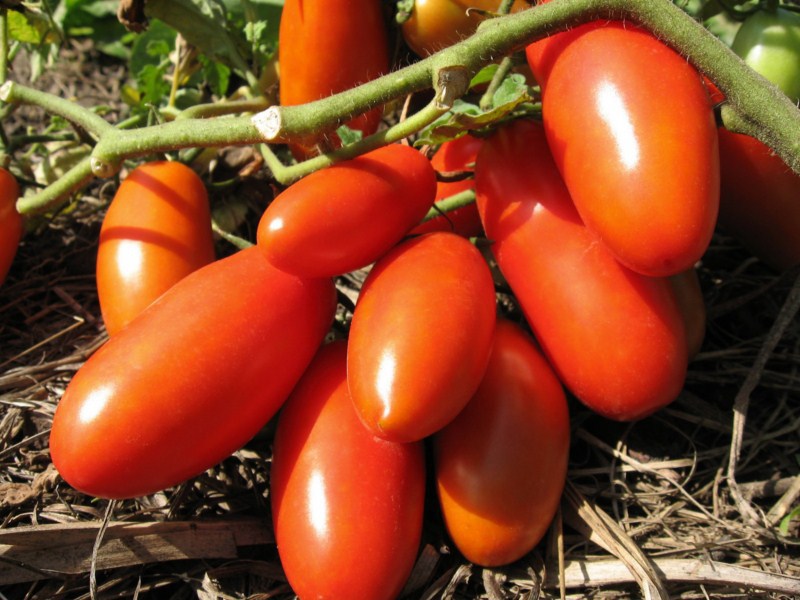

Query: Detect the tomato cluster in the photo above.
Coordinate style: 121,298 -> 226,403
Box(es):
35,1 -> 800,598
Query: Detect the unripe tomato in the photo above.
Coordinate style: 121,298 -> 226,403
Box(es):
435,319 -> 569,567
348,231 -> 496,442
0,168 -> 22,288
50,248 -> 336,499
476,120 -> 688,421
257,144 -> 436,278
410,134 -> 484,238
731,6 -> 800,104
271,341 -> 426,600
279,0 -> 389,157
97,161 -> 215,336
526,18 -> 719,277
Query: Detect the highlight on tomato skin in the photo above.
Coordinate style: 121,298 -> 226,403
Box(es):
410,134 -> 484,238
0,168 -> 22,288
257,144 -> 437,278
525,15 -> 719,278
271,341 -> 426,600
97,160 -> 216,336
435,319 -> 570,567
50,247 -> 337,500
347,231 -> 497,443
475,119 -> 688,422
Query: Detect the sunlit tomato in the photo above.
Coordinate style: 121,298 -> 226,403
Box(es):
257,144 -> 436,278
717,128 -> 800,270
97,161 -> 215,336
348,232 -> 496,442
401,0 -> 529,57
0,168 -> 22,288
50,248 -> 336,499
476,120 -> 688,421
669,268 -> 706,360
410,134 -> 484,238
279,0 -> 388,157
731,6 -> 800,104
435,319 -> 569,567
526,18 -> 719,277
271,341 -> 425,600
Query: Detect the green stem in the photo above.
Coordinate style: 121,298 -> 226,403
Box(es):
260,99 -> 448,186
0,82 -> 113,139
0,9 -> 8,84
423,189 -> 476,222
16,156 -> 95,215
211,219 -> 254,250
176,97 -> 271,120
479,56 -> 515,110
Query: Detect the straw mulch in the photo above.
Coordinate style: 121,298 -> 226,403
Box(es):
0,41 -> 798,600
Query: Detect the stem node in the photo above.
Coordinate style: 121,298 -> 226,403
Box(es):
251,106 -> 283,141
91,156 -> 120,179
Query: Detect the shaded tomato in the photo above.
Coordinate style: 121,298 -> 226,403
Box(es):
410,134 -> 484,238
669,268 -> 706,360
50,248 -> 336,499
717,127 -> 800,270
348,231 -> 496,442
435,319 -> 569,567
257,144 -> 436,278
279,0 -> 389,157
401,0 -> 529,57
271,341 -> 425,600
0,168 -> 22,288
731,6 -> 800,104
97,161 -> 215,336
526,19 -> 719,277
476,119 -> 688,421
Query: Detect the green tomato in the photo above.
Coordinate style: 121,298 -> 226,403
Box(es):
731,6 -> 800,103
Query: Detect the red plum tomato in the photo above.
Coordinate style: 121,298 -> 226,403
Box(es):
435,319 -> 569,566
0,168 -> 22,288
97,161 -> 215,336
348,231 -> 496,442
50,248 -> 336,499
271,341 -> 426,600
257,144 -> 437,278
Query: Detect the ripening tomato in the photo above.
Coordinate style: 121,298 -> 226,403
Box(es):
731,6 -> 800,104
257,144 -> 436,278
669,268 -> 706,360
348,232 -> 496,442
410,134 -> 484,238
435,319 -> 569,567
0,168 -> 22,288
279,0 -> 389,157
271,341 -> 426,600
97,161 -> 215,336
526,18 -> 719,277
401,0 -> 529,57
50,248 -> 336,499
476,120 -> 688,421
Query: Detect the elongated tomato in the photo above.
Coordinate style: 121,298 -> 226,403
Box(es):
410,134 -> 484,238
476,120 -> 687,421
435,319 -> 569,567
257,144 -> 436,278
97,161 -> 215,335
348,231 -> 496,442
0,168 -> 22,287
279,0 -> 389,157
526,19 -> 719,277
50,248 -> 336,499
272,342 -> 425,600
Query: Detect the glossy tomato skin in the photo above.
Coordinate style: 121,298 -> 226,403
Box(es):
50,248 -> 336,499
0,168 -> 22,288
271,341 -> 426,600
257,144 -> 436,278
476,120 -> 688,421
410,134 -> 484,238
435,319 -> 569,567
717,128 -> 800,270
279,0 -> 388,157
97,161 -> 215,336
348,231 -> 496,442
731,7 -> 800,104
526,19 -> 719,277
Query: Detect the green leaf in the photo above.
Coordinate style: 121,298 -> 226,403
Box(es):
336,124 -> 364,146
130,19 -> 176,76
7,9 -> 59,44
200,55 -> 231,97
470,64 -> 499,89
137,63 -> 172,106
779,505 -> 800,537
